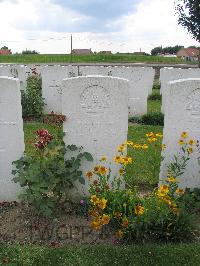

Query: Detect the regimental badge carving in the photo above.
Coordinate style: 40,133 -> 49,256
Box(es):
186,89 -> 200,116
80,85 -> 111,115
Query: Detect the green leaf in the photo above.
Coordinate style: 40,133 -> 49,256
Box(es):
83,152 -> 93,161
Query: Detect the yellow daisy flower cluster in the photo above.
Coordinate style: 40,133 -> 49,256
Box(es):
146,132 -> 163,143
134,204 -> 145,215
90,214 -> 111,230
178,132 -> 196,154
90,195 -> 107,210
113,156 -> 133,165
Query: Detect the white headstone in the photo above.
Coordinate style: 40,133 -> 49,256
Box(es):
62,76 -> 129,197
110,67 -> 155,116
160,78 -> 200,188
79,66 -> 155,116
160,68 -> 200,113
41,65 -> 78,113
0,77 -> 25,200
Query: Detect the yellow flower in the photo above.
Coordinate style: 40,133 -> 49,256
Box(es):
99,166 -> 108,175
134,204 -> 145,215
157,185 -> 169,197
162,195 -> 172,205
188,139 -> 196,146
88,209 -> 99,217
113,156 -> 123,164
119,168 -> 125,176
160,185 -> 169,193
187,147 -> 193,154
162,144 -> 166,149
126,141 -> 134,145
97,198 -> 107,210
85,171 -> 93,179
122,156 -> 133,165
115,230 -> 124,239
142,144 -> 148,149
146,132 -> 154,138
156,133 -> 163,138
90,218 -> 102,230
148,137 -> 157,143
117,145 -> 126,152
133,144 -> 142,149
93,165 -> 100,173
101,214 -> 110,225
90,195 -> 99,205
100,156 -> 107,161
175,188 -> 185,195
122,218 -> 129,228
178,139 -> 185,145
181,131 -> 188,139
167,176 -> 176,183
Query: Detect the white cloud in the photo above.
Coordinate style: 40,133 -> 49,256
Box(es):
0,0 -> 198,54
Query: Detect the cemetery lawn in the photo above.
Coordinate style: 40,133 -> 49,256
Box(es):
1,243 -> 200,265
0,53 -> 195,64
23,122 -> 163,189
148,99 -> 161,113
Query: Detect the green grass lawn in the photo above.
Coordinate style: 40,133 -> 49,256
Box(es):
1,243 -> 200,265
0,53 -> 194,64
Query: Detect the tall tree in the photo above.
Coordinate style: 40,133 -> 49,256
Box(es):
175,0 -> 200,67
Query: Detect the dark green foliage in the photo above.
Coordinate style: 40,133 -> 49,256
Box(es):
12,134 -> 93,217
129,112 -> 164,126
148,93 -> 162,101
21,74 -> 45,118
151,45 -> 184,55
141,112 -> 164,126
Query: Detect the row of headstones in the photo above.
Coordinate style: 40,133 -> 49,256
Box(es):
1,74 -> 200,201
0,64 -> 155,116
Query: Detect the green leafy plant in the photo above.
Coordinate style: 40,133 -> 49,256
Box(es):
21,72 -> 45,118
12,129 -> 93,217
87,132 -> 197,243
141,112 -> 164,126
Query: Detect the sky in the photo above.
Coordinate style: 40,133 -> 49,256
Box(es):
0,0 -> 199,54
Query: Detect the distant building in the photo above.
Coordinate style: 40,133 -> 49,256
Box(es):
72,49 -> 92,55
98,51 -> 112,54
0,48 -> 12,55
177,47 -> 199,61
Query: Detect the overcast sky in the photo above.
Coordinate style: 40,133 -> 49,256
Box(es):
0,0 -> 199,54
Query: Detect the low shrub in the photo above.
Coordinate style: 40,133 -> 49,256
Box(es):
129,112 -> 164,126
141,112 -> 164,126
12,129 -> 93,217
21,70 -> 45,118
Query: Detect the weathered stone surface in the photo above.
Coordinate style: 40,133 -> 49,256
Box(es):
79,66 -> 155,116
62,76 -> 129,196
160,68 -> 200,113
160,78 -> 200,188
41,65 -> 78,113
0,77 -> 25,200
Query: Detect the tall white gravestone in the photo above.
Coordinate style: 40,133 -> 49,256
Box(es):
62,76 -> 129,197
0,77 -> 25,200
160,78 -> 200,188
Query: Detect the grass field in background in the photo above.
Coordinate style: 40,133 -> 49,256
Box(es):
1,243 -> 200,265
0,53 -> 193,64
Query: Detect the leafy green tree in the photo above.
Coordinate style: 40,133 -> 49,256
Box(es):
22,50 -> 39,54
175,0 -> 200,67
151,47 -> 162,56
